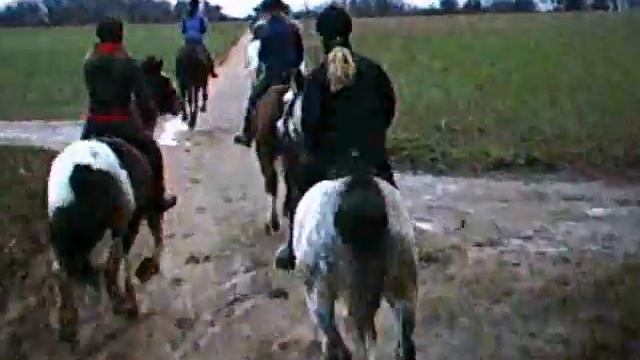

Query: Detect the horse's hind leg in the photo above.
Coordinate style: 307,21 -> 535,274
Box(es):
256,142 -> 280,234
58,274 -> 79,349
180,86 -> 188,123
189,87 -> 198,130
384,249 -> 418,360
305,280 -> 351,360
135,211 -> 163,283
107,218 -> 141,319
200,84 -> 208,113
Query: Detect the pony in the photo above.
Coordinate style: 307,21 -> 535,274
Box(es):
47,137 -> 161,345
176,44 -> 210,130
287,45 -> 417,360
292,169 -> 418,360
46,55 -> 177,345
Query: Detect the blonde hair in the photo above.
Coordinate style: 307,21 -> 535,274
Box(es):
327,45 -> 356,93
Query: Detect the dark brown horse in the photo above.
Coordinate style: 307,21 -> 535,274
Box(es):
139,55 -> 181,134
176,45 -> 210,130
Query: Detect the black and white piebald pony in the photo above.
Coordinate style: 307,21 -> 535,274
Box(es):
286,46 -> 418,360
46,138 -> 164,343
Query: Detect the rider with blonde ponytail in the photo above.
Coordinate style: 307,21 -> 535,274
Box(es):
274,4 -> 398,271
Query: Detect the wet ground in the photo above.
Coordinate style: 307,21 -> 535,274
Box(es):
1,34 -> 639,360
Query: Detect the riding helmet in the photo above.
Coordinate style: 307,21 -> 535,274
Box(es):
316,4 -> 352,40
96,17 -> 124,43
258,0 -> 289,12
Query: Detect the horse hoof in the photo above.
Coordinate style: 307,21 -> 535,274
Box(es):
113,301 -> 139,320
135,257 -> 160,283
271,219 -> 281,233
200,107 -> 207,113
264,223 -> 273,236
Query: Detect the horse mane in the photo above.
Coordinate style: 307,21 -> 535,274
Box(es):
327,46 -> 357,93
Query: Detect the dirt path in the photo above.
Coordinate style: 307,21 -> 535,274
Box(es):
2,34 -> 640,360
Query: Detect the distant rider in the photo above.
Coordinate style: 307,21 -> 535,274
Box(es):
181,0 -> 218,78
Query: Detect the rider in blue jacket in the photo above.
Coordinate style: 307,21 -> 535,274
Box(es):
233,0 -> 304,148
181,0 -> 217,78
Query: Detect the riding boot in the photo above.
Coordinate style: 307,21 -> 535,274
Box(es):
233,109 -> 254,148
155,176 -> 177,213
274,225 -> 296,271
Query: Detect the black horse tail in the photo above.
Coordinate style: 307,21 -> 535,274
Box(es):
334,164 -> 389,332
49,164 -> 123,288
334,165 -> 389,257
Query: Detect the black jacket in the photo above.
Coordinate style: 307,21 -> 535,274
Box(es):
301,53 -> 396,168
83,44 -> 156,120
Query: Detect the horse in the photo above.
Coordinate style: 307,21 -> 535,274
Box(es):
139,55 -> 181,134
176,44 -> 210,130
252,78 -> 305,236
291,167 -> 418,360
284,45 -> 417,360
46,56 -> 178,346
248,32 -> 306,235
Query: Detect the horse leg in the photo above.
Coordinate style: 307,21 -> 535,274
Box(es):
107,217 -> 141,319
384,248 -> 418,360
57,274 -> 79,349
189,87 -> 198,130
180,86 -> 188,123
135,211 -> 163,283
305,280 -> 351,360
200,84 -> 208,113
256,141 -> 280,234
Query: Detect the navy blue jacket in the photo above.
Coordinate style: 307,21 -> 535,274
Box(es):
258,15 -> 303,75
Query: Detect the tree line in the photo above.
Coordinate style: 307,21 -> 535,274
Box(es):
0,0 -> 235,27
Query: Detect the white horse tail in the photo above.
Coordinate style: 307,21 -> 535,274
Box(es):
327,45 -> 357,93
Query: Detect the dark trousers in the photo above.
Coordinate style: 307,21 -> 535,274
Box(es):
81,120 -> 166,200
241,69 -> 302,136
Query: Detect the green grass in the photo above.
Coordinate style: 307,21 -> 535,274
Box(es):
0,22 -> 245,120
304,13 -> 640,174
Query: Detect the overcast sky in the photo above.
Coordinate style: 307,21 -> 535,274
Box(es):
0,0 -> 436,18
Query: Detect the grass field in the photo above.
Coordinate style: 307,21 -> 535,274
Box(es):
0,22 -> 244,120
305,12 -> 640,175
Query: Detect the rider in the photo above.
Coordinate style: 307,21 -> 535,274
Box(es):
181,0 -> 218,78
233,0 -> 304,148
274,4 -> 398,271
82,17 -> 177,213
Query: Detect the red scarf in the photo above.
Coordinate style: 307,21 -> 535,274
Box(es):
96,42 -> 123,55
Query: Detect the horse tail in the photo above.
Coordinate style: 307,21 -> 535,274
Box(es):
48,164 -> 124,288
327,46 -> 357,93
334,168 -> 389,332
335,168 -> 389,257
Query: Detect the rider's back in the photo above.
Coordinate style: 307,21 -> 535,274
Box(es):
306,53 -> 394,168
259,15 -> 302,75
84,51 -> 139,114
182,14 -> 206,44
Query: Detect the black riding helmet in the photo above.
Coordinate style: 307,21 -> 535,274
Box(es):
96,17 -> 124,43
258,0 -> 288,12
316,4 -> 352,39
316,4 -> 352,52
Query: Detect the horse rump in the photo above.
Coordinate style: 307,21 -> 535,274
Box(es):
334,170 -> 389,257
49,164 -> 127,288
